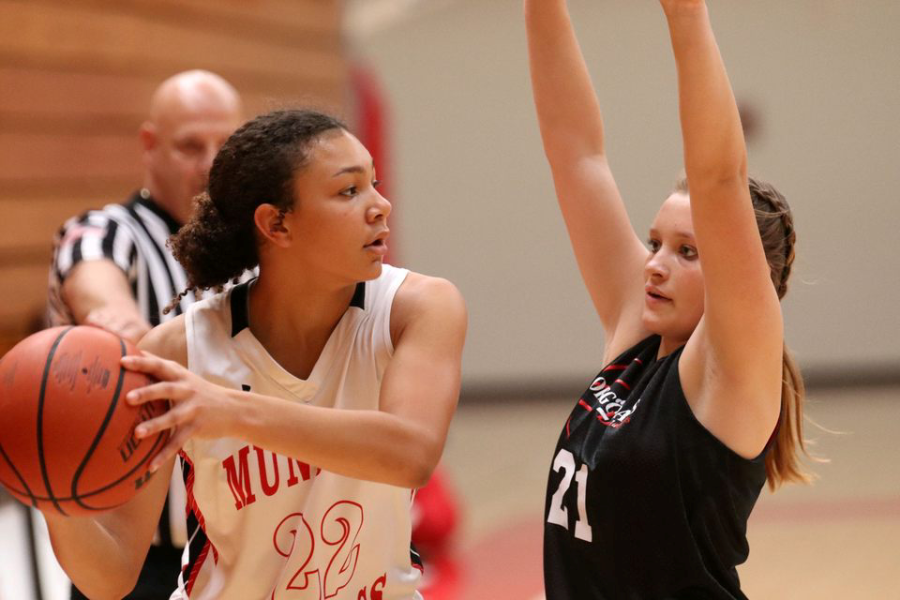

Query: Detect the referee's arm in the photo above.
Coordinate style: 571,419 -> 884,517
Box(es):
62,259 -> 152,343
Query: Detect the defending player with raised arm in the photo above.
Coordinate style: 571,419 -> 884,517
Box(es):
42,110 -> 466,600
527,0 -> 809,598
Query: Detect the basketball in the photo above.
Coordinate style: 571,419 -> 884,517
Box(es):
0,326 -> 169,516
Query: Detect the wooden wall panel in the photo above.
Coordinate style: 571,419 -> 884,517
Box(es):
0,66 -> 313,130
0,133 -> 142,181
0,195 -> 122,254
0,0 -> 346,354
0,67 -> 152,119
0,264 -> 50,327
0,1 -> 342,88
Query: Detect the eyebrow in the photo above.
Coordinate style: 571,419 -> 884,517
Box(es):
648,228 -> 696,241
331,162 -> 375,178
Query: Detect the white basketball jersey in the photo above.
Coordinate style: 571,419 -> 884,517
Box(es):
171,265 -> 423,600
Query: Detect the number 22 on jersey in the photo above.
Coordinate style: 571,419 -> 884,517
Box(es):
547,449 -> 593,542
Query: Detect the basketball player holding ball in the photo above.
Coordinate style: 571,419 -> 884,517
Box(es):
41,110 -> 466,600
525,0 -> 809,597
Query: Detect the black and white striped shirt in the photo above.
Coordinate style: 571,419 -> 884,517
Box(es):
48,189 -> 202,328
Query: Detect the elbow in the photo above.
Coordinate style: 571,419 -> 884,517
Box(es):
685,158 -> 747,189
399,438 -> 443,489
69,573 -> 139,600
407,460 -> 437,490
72,551 -> 143,600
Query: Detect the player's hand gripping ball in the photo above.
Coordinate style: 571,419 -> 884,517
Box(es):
0,326 -> 169,516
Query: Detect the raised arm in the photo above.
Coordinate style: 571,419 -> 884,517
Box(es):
666,1 -> 783,453
124,274 -> 466,489
524,0 -> 649,347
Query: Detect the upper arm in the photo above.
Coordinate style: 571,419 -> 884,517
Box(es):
380,274 -> 466,465
679,181 -> 784,457
689,180 -> 783,373
549,157 -> 652,347
138,315 -> 189,367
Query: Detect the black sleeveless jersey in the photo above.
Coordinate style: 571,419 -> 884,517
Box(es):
544,336 -> 768,599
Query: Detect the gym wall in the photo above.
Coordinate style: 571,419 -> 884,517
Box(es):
354,0 -> 900,392
0,0 -> 346,354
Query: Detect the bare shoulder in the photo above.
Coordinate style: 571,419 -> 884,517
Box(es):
390,272 -> 467,345
137,315 -> 187,366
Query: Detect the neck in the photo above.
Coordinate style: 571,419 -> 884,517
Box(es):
141,180 -> 187,226
247,266 -> 358,379
657,335 -> 687,359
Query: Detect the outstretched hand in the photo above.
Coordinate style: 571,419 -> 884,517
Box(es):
122,353 -> 243,471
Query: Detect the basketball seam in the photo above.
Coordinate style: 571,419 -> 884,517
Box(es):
0,442 -> 38,507
0,430 -> 170,504
37,326 -> 73,516
71,337 -> 129,510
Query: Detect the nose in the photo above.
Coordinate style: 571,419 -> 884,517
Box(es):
644,250 -> 669,282
367,189 -> 392,222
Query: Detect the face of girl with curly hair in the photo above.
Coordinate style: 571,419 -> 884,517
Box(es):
279,130 -> 392,285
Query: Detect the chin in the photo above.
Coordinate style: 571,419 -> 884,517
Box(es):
641,312 -> 683,341
641,310 -> 663,335
360,261 -> 383,281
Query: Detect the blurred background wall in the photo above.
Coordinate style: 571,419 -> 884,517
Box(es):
348,0 -> 900,393
0,0 -> 345,354
1,0 -> 898,390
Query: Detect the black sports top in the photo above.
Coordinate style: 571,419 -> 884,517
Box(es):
544,335 -> 768,599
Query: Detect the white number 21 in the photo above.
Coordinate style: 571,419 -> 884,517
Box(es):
547,449 -> 593,542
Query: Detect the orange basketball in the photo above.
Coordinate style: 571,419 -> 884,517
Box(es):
0,326 -> 169,516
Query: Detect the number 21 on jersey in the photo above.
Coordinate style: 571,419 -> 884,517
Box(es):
547,449 -> 593,542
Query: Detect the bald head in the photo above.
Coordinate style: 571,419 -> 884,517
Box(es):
148,70 -> 242,126
141,70 -> 243,224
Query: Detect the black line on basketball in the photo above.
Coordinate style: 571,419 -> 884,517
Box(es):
0,429 -> 169,505
74,426 -> 171,509
37,326 -> 72,516
71,337 -> 128,510
0,442 -> 38,508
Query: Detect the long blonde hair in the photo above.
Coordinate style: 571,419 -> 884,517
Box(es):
675,177 -> 812,489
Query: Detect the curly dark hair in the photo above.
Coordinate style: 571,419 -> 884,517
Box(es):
166,109 -> 347,307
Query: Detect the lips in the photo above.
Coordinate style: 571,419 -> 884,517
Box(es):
645,285 -> 671,303
364,230 -> 390,255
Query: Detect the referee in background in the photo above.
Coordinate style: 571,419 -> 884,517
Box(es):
47,70 -> 243,600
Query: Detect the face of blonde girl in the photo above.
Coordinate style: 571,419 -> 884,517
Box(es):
641,192 -> 706,348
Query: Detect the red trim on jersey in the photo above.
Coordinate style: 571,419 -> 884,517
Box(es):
633,357 -> 643,365
578,399 -> 593,412
180,449 -> 220,596
181,452 -> 217,560
603,364 -> 628,372
614,379 -> 631,390
565,416 -> 572,438
186,539 -> 212,596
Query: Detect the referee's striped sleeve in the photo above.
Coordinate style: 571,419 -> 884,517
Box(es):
53,211 -> 135,281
